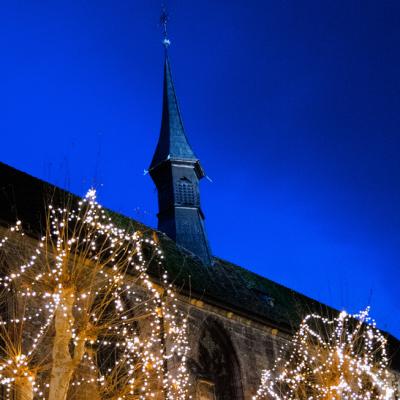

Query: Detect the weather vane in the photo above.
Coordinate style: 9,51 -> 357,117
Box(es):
160,6 -> 171,49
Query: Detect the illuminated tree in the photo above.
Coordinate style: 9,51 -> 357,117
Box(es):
254,309 -> 396,400
0,190 -> 190,400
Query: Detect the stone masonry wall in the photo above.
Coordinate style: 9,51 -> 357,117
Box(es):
178,295 -> 290,399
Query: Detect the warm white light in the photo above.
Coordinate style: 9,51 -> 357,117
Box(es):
253,308 -> 397,400
0,190 -> 191,399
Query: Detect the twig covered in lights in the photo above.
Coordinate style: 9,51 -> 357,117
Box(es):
253,309 -> 397,400
0,190 -> 190,399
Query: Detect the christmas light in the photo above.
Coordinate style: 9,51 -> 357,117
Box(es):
0,190 -> 191,399
254,309 -> 397,399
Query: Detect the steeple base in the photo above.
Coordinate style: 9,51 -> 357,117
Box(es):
158,207 -> 212,266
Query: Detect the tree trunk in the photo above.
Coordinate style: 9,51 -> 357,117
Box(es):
15,375 -> 34,400
48,287 -> 84,400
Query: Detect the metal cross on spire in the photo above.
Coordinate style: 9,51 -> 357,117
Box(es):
160,7 -> 171,49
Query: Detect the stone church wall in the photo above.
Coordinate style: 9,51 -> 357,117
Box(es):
178,295 -> 290,399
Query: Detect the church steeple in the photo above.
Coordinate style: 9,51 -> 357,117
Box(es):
149,12 -> 212,265
149,55 -> 202,174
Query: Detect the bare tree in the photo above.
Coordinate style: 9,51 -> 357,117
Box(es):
254,309 -> 396,400
0,190 -> 190,400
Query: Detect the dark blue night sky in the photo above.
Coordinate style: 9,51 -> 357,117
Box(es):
1,1 -> 399,338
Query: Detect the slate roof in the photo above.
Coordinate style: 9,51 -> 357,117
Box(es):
149,55 -> 201,172
0,161 -> 399,370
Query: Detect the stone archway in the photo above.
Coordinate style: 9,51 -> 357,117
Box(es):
193,319 -> 244,400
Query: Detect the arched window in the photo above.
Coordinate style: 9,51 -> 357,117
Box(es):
193,319 -> 244,400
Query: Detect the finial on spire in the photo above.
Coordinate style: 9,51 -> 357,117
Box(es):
160,6 -> 171,49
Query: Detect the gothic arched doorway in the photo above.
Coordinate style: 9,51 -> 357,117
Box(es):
193,319 -> 244,400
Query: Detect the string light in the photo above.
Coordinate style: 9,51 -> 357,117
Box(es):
253,309 -> 397,400
0,189 -> 191,399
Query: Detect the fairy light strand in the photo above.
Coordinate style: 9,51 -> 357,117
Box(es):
253,309 -> 398,400
0,189 -> 191,399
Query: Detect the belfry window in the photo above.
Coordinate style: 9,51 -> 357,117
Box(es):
175,178 -> 196,205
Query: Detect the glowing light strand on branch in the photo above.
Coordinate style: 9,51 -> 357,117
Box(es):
253,309 -> 397,400
0,189 -> 191,399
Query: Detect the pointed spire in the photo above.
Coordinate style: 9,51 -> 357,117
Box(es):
150,56 -> 197,169
149,54 -> 202,173
149,9 -> 212,265
149,8 -> 203,173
